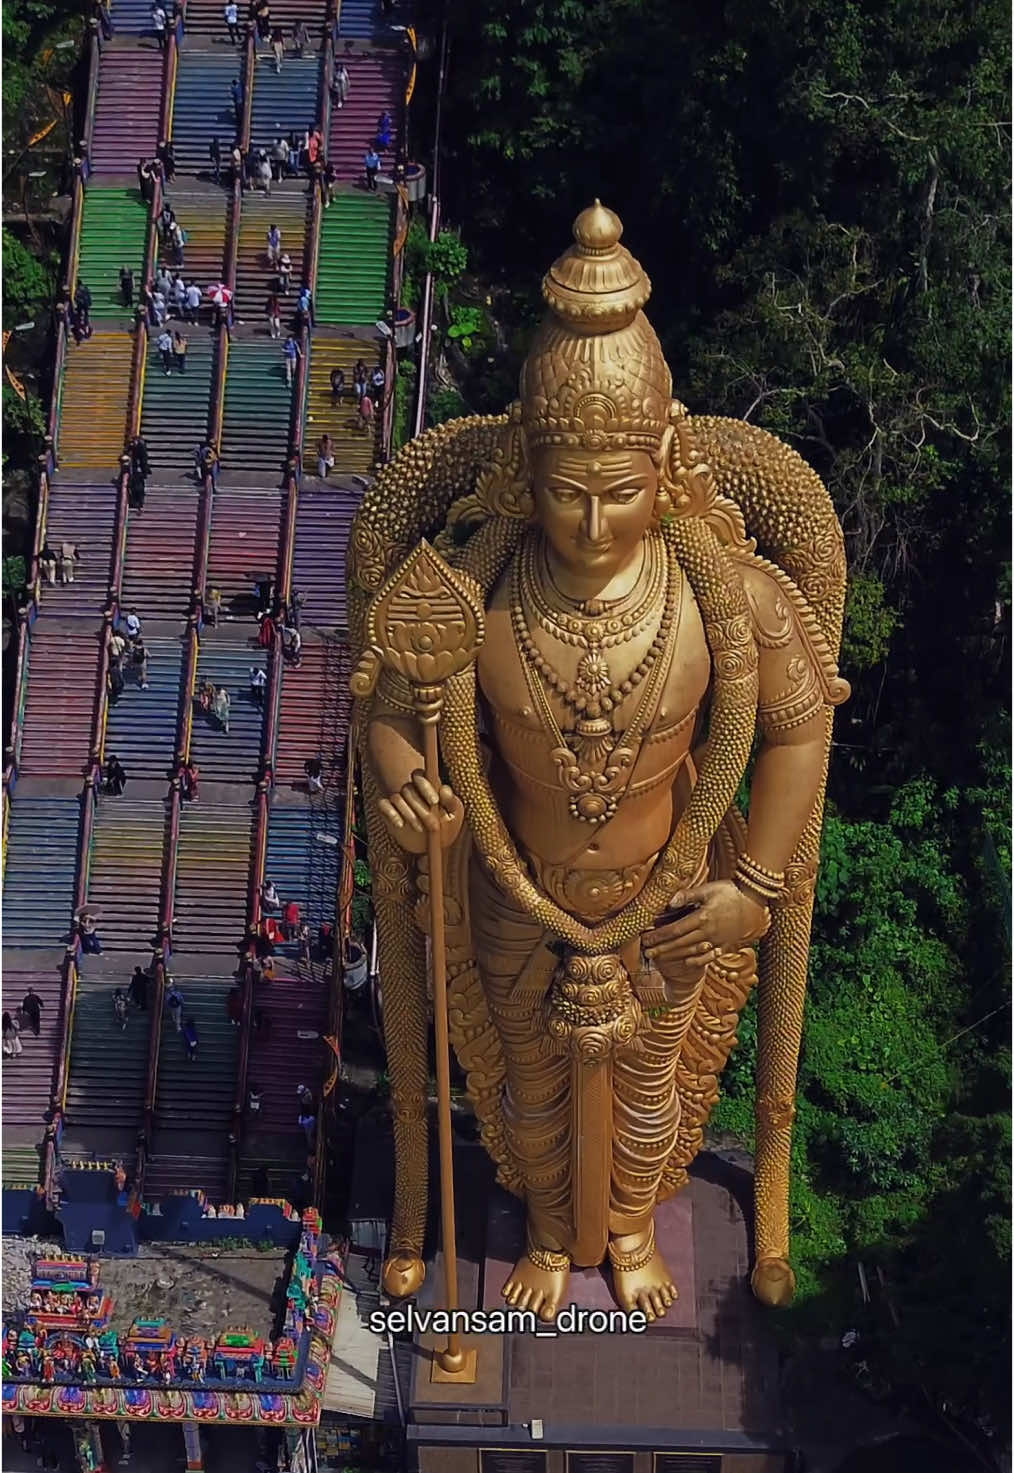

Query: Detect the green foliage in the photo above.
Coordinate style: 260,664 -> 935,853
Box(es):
842,570 -> 898,672
425,229 -> 468,288
351,857 -> 374,941
2,556 -> 28,603
391,358 -> 416,453
2,229 -> 58,320
445,303 -> 490,354
428,386 -> 469,425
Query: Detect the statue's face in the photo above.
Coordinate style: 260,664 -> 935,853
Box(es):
532,448 -> 658,577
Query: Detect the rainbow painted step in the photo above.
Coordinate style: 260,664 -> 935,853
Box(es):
315,192 -> 390,325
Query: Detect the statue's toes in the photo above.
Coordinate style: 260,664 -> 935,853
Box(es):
502,1279 -> 521,1306
538,1298 -> 558,1324
635,1293 -> 657,1322
528,1290 -> 545,1318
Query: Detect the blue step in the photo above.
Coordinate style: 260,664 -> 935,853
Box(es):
337,0 -> 395,42
4,797 -> 82,948
109,0 -> 162,40
188,643 -> 268,782
263,800 -> 342,938
154,977 -> 239,1130
65,975 -> 149,1129
103,634 -> 187,780
248,57 -> 320,155
171,50 -> 242,175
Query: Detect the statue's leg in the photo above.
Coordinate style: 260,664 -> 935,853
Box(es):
658,947 -> 757,1200
470,861 -> 572,1321
608,948 -> 707,1320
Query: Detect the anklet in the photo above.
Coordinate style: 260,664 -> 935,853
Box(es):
526,1234 -> 570,1273
607,1225 -> 656,1272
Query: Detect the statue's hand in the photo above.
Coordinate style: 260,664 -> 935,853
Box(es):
644,881 -> 768,969
377,770 -> 464,854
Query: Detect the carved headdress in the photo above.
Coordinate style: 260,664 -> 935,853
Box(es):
520,200 -> 672,453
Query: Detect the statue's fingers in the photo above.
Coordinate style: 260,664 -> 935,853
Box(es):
400,786 -> 438,832
378,798 -> 403,829
391,794 -> 422,832
410,770 -> 440,806
649,911 -> 701,944
438,784 -> 460,814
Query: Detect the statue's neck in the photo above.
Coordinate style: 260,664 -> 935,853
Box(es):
540,535 -> 648,608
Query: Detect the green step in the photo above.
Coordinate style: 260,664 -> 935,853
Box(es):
222,340 -> 294,476
316,193 -> 392,326
77,187 -> 149,319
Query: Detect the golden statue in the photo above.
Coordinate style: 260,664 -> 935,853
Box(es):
348,202 -> 849,1325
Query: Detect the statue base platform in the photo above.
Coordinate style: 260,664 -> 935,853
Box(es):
403,1138 -> 789,1471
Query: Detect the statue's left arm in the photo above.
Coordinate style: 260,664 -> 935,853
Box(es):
646,559 -> 828,961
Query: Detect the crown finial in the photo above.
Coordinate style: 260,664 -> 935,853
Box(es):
573,200 -> 623,253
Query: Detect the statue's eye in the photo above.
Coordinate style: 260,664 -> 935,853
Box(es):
609,485 -> 642,503
548,485 -> 581,504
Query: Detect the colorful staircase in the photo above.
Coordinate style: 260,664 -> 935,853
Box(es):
274,639 -> 352,790
300,335 -> 382,474
326,52 -> 402,181
86,797 -> 169,952
103,634 -> 187,779
234,185 -> 308,318
221,339 -> 295,479
139,330 -> 217,477
56,331 -> 134,471
189,642 -> 268,782
2,799 -> 81,949
290,483 -> 362,630
5,0 -> 407,1204
120,485 -> 202,622
1,970 -> 65,1129
75,187 -> 149,319
205,489 -> 286,615
89,45 -> 164,174
169,50 -> 241,175
315,192 -> 390,323
17,628 -> 103,779
248,56 -> 321,155
40,482 -> 118,618
172,804 -> 255,954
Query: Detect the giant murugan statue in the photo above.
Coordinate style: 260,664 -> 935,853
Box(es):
348,203 -> 849,1324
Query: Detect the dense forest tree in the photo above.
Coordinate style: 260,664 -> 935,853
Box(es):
434,0 -> 1011,1451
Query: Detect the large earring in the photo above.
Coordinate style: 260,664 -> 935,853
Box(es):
651,487 -> 673,525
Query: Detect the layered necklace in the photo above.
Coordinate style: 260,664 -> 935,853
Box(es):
511,531 -> 682,824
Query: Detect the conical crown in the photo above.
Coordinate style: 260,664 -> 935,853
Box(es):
520,202 -> 672,452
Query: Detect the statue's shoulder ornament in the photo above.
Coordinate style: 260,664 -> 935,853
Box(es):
661,403 -> 849,732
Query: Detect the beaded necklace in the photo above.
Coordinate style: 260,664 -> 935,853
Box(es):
510,534 -> 683,822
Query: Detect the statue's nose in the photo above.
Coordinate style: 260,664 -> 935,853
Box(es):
584,495 -> 603,542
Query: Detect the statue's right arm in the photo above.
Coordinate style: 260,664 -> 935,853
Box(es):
367,705 -> 464,854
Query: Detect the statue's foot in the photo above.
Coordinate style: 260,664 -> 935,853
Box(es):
502,1239 -> 570,1323
608,1226 -> 677,1322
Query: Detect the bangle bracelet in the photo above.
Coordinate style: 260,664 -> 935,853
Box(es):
735,853 -> 785,901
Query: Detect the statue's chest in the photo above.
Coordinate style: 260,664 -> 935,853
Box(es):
477,569 -> 711,754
